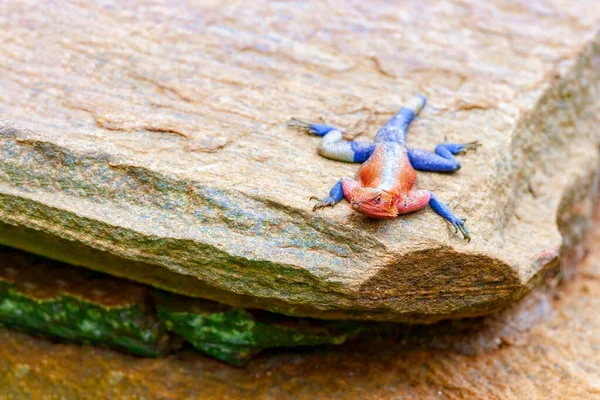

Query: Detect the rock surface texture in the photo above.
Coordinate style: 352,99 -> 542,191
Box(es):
2,213 -> 600,399
1,1 -> 600,321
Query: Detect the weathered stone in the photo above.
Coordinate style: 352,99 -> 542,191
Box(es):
1,1 -> 600,321
1,217 -> 600,398
0,247 -> 171,356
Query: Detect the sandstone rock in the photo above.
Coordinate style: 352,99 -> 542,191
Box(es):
1,1 -> 600,321
1,218 -> 600,398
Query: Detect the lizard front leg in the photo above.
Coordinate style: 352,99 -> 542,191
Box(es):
310,178 -> 358,211
396,190 -> 471,241
428,192 -> 471,241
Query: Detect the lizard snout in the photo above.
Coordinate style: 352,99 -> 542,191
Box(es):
352,202 -> 361,211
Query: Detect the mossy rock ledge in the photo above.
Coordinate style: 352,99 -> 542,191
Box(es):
2,1 -> 600,322
0,247 -> 380,365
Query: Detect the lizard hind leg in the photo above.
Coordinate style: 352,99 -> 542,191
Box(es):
438,141 -> 481,155
317,130 -> 375,163
288,118 -> 340,136
407,141 -> 481,172
288,119 -> 375,163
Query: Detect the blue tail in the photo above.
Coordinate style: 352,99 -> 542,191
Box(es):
375,94 -> 426,144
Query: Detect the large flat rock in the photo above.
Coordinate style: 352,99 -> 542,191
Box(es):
1,1 -> 600,321
1,213 -> 600,399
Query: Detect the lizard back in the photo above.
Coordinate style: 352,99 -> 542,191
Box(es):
357,143 -> 416,195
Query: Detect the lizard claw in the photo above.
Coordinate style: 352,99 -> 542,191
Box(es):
453,220 -> 471,242
310,196 -> 338,211
289,119 -> 338,137
288,118 -> 313,134
458,141 -> 481,154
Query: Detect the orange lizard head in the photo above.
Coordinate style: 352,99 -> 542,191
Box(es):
347,187 -> 398,219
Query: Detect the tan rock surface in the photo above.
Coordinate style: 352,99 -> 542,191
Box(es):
1,212 -> 600,399
1,1 -> 600,321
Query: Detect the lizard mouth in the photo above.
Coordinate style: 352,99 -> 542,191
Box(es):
351,201 -> 397,219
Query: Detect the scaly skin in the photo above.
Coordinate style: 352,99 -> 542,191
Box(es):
291,95 -> 479,241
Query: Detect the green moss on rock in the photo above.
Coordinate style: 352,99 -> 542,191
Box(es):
0,249 -> 172,356
0,246 -> 393,365
156,292 -> 368,365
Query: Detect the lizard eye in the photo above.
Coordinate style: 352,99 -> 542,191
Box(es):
375,196 -> 381,204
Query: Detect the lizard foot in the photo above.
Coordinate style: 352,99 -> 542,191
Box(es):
453,218 -> 471,242
310,196 -> 338,211
288,119 -> 337,137
288,118 -> 313,134
456,141 -> 481,154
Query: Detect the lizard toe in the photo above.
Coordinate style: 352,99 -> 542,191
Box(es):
311,197 -> 337,211
458,223 -> 471,242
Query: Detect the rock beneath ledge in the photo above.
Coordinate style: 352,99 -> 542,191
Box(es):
0,246 -> 382,364
0,248 -> 171,356
157,293 -> 370,366
1,218 -> 600,398
1,1 -> 600,321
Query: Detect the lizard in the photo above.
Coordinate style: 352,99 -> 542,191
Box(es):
289,94 -> 479,241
